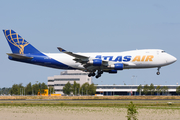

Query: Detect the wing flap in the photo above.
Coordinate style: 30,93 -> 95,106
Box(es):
57,47 -> 88,59
123,62 -> 136,66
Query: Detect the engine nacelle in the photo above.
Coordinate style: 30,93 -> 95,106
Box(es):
108,63 -> 124,70
88,59 -> 102,66
108,70 -> 117,73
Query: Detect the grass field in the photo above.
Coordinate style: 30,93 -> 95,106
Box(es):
1,95 -> 180,100
0,99 -> 180,108
0,96 -> 180,107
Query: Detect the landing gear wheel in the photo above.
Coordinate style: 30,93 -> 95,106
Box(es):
88,72 -> 96,77
156,72 -> 160,75
156,67 -> 161,75
99,71 -> 103,74
95,74 -> 101,78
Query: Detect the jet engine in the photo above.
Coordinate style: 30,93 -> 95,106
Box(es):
108,63 -> 124,70
88,59 -> 102,66
108,70 -> 117,73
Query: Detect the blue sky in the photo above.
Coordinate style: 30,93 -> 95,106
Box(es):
0,0 -> 179,87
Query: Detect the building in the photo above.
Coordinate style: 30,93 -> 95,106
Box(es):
48,70 -> 179,96
48,70 -> 92,94
96,85 -> 179,95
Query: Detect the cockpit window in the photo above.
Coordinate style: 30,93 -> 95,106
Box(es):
161,51 -> 165,53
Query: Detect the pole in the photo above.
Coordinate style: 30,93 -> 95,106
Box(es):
75,87 -> 76,96
32,88 -> 33,96
82,88 -> 83,96
139,88 -> 141,96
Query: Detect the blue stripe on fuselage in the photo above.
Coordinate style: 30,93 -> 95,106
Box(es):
8,54 -> 76,70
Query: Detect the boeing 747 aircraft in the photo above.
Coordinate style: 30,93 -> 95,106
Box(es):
3,30 -> 177,78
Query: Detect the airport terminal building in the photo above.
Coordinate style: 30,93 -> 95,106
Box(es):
48,70 -> 179,95
48,70 -> 92,94
96,85 -> 179,96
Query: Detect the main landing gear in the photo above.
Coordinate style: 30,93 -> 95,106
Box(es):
156,67 -> 161,75
95,70 -> 103,78
88,72 -> 95,77
88,70 -> 103,78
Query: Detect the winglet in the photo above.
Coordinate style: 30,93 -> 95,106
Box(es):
57,47 -> 66,52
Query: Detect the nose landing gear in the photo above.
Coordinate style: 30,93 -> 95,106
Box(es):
156,67 -> 161,75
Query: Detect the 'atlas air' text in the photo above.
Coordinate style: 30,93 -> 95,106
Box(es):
95,55 -> 154,62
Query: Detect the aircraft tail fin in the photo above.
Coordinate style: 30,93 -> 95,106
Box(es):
3,29 -> 43,55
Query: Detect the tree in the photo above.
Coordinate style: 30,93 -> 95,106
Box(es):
176,86 -> 180,95
71,81 -> 80,95
80,82 -> 89,95
149,83 -> 155,95
143,84 -> 149,95
126,101 -> 138,120
9,82 -> 48,95
0,87 -> 11,95
63,82 -> 72,95
136,84 -> 143,95
162,86 -> 168,95
49,86 -> 55,94
40,82 -> 48,94
88,83 -> 97,95
155,85 -> 161,95
25,82 -> 32,95
32,83 -> 40,95
10,83 -> 23,95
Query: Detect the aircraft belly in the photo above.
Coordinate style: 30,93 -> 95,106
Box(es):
44,53 -> 81,69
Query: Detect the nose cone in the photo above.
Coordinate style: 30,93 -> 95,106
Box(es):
167,55 -> 177,64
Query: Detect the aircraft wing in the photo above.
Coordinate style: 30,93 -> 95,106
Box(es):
57,47 -> 109,66
57,47 -> 88,60
57,47 -> 136,67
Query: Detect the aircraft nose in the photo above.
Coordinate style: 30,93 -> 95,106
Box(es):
172,56 -> 177,62
167,55 -> 177,64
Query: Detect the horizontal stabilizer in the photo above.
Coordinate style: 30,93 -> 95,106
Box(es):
7,53 -> 33,59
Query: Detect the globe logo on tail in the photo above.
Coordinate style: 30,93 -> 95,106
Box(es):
4,30 -> 29,54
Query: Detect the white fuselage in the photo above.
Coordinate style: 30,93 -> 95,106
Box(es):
44,49 -> 177,71
4,29 -> 177,78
